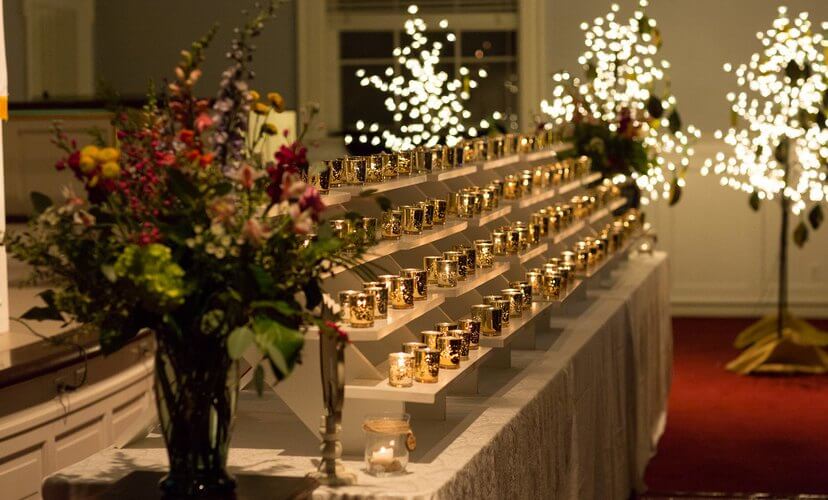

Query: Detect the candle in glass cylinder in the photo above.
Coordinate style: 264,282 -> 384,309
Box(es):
474,240 -> 494,268
500,289 -> 524,318
455,245 -> 476,275
363,285 -> 388,319
510,280 -> 533,308
423,256 -> 442,284
348,292 -> 376,328
310,163 -> 331,194
381,210 -> 402,240
504,228 -> 520,255
358,217 -> 378,245
525,271 -> 543,296
442,251 -> 467,281
458,318 -> 481,350
543,272 -> 562,300
491,230 -> 507,256
346,156 -> 367,185
396,151 -> 412,175
388,353 -> 414,387
380,153 -> 397,179
436,259 -> 458,288
414,348 -> 440,383
400,268 -> 428,301
437,336 -> 462,369
420,330 -> 443,350
449,329 -> 471,360
418,201 -> 435,230
389,276 -> 415,309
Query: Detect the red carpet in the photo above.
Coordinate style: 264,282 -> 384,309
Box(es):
643,317 -> 828,495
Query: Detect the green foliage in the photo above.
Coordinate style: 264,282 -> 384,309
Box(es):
808,205 -> 824,230
793,222 -> 809,247
30,192 -> 53,215
114,244 -> 188,311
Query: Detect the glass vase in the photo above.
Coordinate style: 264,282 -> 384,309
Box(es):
154,335 -> 239,497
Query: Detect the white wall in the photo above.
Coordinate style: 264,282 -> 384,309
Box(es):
545,0 -> 828,317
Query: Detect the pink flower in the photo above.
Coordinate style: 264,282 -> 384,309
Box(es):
156,151 -> 177,166
298,185 -> 326,221
289,205 -> 314,234
195,113 -> 214,133
226,163 -> 264,190
242,218 -> 270,246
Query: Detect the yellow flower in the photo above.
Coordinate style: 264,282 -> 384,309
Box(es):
97,147 -> 120,163
248,90 -> 261,102
253,102 -> 270,115
80,145 -> 100,159
88,175 -> 100,188
267,92 -> 285,112
101,161 -> 121,179
79,155 -> 97,174
261,123 -> 279,135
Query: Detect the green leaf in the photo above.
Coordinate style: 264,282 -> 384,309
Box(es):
101,264 -> 117,283
253,364 -> 265,395
227,326 -> 254,360
252,316 -> 304,381
304,279 -> 323,311
637,15 -> 652,35
749,192 -> 761,211
248,264 -> 274,292
667,109 -> 682,134
375,196 -> 392,212
212,182 -> 233,196
250,300 -> 297,317
30,192 -> 53,215
586,62 -> 597,81
20,290 -> 64,322
809,204 -> 824,230
785,60 -> 803,81
793,222 -> 809,247
646,96 -> 664,119
774,139 -> 789,164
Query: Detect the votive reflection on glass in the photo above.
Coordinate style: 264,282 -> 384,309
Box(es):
436,259 -> 458,288
437,336 -> 461,369
389,276 -> 415,309
458,318 -> 481,350
543,272 -> 562,300
415,348 -> 440,383
380,153 -> 397,179
348,292 -> 375,328
418,201 -> 435,230
346,156 -> 367,185
388,352 -> 414,388
432,198 -> 448,224
456,246 -> 476,275
400,268 -> 428,301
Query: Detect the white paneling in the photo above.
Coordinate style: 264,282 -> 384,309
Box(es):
0,446 -> 43,500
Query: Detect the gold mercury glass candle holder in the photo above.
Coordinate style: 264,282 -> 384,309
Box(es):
456,245 -> 476,275
437,336 -> 462,369
501,289 -> 524,318
348,292 -> 375,328
381,153 -> 397,180
494,298 -> 511,327
388,353 -> 414,388
366,154 -> 383,183
338,290 -> 358,322
526,271 -> 543,295
346,156 -> 367,185
415,348 -> 440,383
474,240 -> 494,268
419,201 -> 435,229
310,164 -> 331,194
400,268 -> 427,301
423,256 -> 442,284
363,285 -> 388,319
420,330 -> 443,350
543,272 -> 562,300
436,258 -> 458,288
458,318 -> 481,350
401,205 -> 424,235
510,280 -> 533,308
381,210 -> 402,240
491,231 -> 507,256
431,198 -> 448,225
389,276 -> 415,309
442,251 -> 468,281
471,304 -> 502,336
328,158 -> 345,187
450,329 -> 471,360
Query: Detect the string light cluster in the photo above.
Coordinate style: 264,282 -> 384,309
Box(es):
540,0 -> 700,204
344,4 -> 486,151
701,7 -> 828,215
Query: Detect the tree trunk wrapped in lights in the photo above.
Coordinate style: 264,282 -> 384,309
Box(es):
701,7 -> 828,375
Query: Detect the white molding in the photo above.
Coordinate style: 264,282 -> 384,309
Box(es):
22,0 -> 95,100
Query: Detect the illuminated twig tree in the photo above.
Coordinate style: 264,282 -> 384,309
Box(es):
344,5 -> 484,151
541,1 -> 700,205
702,7 -> 828,374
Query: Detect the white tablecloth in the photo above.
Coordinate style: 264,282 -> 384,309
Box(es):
42,252 -> 672,500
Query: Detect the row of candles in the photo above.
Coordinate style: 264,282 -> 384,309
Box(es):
325,156 -> 597,252
335,189 -> 632,332
311,129 -> 566,193
382,209 -> 643,389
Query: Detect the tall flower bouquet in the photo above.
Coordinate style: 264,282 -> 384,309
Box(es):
540,1 -> 700,206
6,3 -> 362,495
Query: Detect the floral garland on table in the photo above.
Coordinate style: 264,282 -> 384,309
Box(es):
540,0 -> 700,206
7,2 -> 361,386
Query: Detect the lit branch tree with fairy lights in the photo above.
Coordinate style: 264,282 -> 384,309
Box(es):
702,7 -> 828,374
344,5 -> 486,152
541,1 -> 700,206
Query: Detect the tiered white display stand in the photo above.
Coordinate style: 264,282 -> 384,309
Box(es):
242,144 -> 631,454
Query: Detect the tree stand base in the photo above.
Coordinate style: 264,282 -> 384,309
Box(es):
726,314 -> 828,375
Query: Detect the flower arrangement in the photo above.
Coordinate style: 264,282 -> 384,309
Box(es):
6,2 -> 363,495
540,1 -> 700,206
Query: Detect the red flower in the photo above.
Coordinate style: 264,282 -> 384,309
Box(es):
298,185 -> 326,221
195,113 -> 214,133
323,320 -> 350,343
179,129 -> 195,144
199,152 -> 215,167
